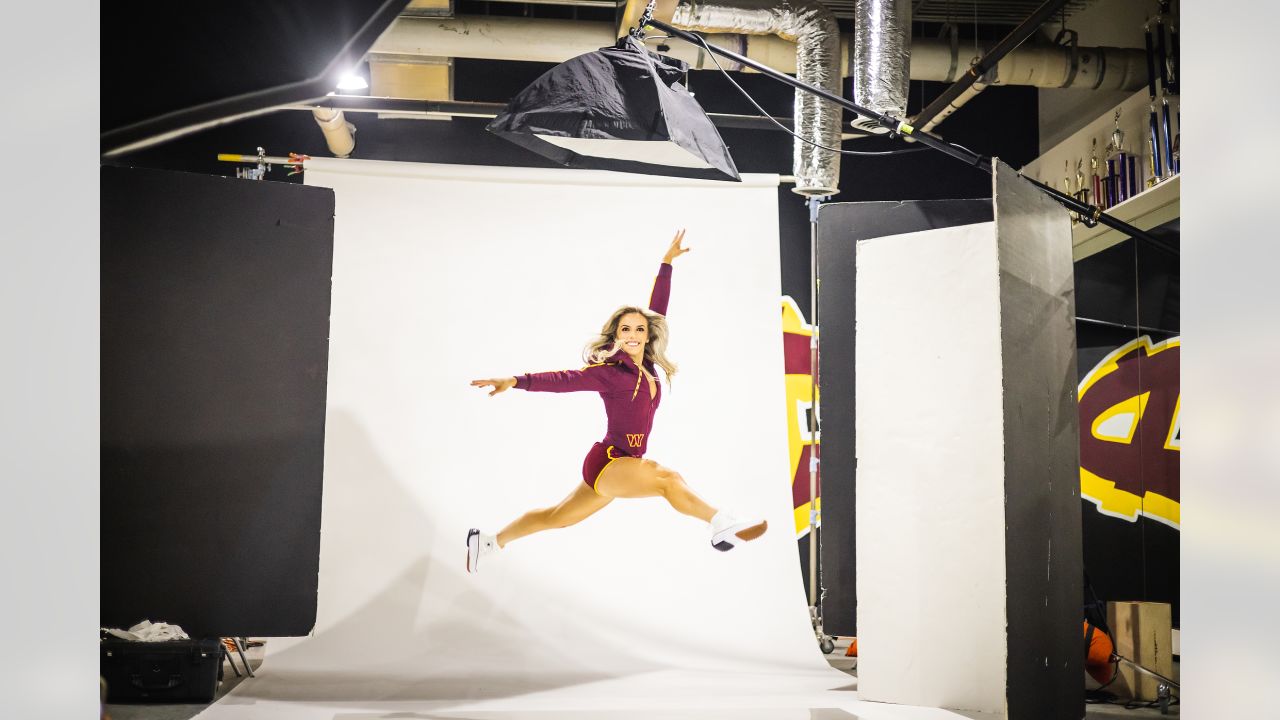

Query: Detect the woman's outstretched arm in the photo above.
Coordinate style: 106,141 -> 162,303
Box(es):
649,229 -> 688,316
471,365 -> 609,396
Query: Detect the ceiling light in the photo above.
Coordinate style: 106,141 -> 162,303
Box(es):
336,72 -> 368,91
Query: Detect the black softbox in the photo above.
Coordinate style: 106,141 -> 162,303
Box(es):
487,36 -> 741,182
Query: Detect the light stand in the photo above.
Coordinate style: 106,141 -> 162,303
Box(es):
806,193 -> 834,656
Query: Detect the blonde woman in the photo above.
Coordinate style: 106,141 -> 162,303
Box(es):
466,230 -> 767,573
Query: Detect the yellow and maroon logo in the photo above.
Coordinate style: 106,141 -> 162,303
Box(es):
1078,336 -> 1180,529
782,297 -> 820,538
626,433 -> 645,448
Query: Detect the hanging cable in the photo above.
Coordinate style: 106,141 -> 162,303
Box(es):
687,33 -> 928,157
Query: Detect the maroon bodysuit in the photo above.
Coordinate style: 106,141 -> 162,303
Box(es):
514,262 -> 672,490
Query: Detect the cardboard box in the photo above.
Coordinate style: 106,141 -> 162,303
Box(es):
1106,601 -> 1173,701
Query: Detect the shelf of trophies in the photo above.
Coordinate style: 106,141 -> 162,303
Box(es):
1024,88 -> 1180,261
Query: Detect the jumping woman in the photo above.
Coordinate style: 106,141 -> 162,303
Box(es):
466,230 -> 768,573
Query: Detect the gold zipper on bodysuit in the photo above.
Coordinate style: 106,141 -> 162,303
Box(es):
632,368 -> 642,400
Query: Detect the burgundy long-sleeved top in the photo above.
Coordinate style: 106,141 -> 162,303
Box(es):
513,263 -> 672,457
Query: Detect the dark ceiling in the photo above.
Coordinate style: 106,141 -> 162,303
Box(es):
102,1 -> 400,133
102,0 -> 1041,211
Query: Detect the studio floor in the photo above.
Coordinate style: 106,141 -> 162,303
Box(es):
104,637 -> 1180,720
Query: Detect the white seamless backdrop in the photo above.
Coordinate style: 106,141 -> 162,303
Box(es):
303,158 -> 807,662
191,159 -> 982,720
307,157 -> 808,665
188,158 -> 861,716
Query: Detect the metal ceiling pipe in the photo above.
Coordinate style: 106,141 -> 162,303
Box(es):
850,0 -> 911,135
372,15 -> 609,62
913,40 -> 1145,85
912,0 -> 1069,132
370,16 -> 1144,90
912,40 -> 1148,133
660,0 -> 843,196
915,82 -> 986,134
376,14 -> 833,71
312,107 -> 356,157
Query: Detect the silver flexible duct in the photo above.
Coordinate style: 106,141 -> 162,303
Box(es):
851,0 -> 911,134
671,0 -> 842,195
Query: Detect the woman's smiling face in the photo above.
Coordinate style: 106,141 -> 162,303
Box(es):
616,312 -> 648,360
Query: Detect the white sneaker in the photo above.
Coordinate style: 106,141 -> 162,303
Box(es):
710,511 -> 768,552
466,529 -> 499,573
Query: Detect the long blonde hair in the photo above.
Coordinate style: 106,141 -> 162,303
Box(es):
584,306 -> 678,381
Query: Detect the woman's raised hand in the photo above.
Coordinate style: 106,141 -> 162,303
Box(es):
471,377 -> 517,396
662,228 -> 690,264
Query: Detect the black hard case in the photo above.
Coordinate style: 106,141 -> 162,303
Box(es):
100,636 -> 223,703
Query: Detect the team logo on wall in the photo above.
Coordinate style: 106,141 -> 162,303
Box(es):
782,297 -> 820,538
1077,336 -> 1180,529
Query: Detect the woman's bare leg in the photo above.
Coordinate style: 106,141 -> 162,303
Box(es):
496,482 -> 613,547
594,458 -> 717,523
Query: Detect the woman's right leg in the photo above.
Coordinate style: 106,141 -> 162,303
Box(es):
496,481 -> 612,547
594,458 -> 717,522
595,457 -> 767,550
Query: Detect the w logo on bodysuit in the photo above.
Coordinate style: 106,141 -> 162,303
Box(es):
626,433 -> 645,448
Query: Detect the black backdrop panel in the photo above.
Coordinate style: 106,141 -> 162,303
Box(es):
1075,236 -> 1181,626
815,199 -> 993,636
993,165 -> 1084,720
101,166 -> 335,637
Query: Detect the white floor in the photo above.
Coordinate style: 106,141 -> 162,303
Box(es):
108,638 -> 1180,720
187,639 -> 988,720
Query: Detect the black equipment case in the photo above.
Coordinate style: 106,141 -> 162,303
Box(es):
100,636 -> 223,703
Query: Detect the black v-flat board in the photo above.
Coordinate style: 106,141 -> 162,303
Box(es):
816,199 -> 994,638
101,166 -> 335,637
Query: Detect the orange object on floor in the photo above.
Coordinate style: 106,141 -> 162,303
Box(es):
845,637 -> 858,657
1083,621 -> 1115,684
